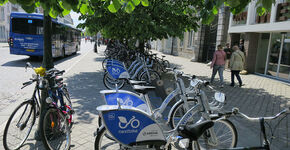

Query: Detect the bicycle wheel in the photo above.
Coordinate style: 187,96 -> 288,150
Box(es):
3,100 -> 36,150
95,127 -> 120,150
40,108 -> 71,150
94,127 -> 169,150
162,60 -> 170,72
169,99 -> 199,129
103,72 -> 125,90
98,116 -> 115,141
102,59 -> 108,70
152,60 -> 163,74
197,119 -> 237,149
62,87 -> 74,129
139,70 -> 161,83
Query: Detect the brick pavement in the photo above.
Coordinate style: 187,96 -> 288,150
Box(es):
153,50 -> 290,149
0,45 -> 289,150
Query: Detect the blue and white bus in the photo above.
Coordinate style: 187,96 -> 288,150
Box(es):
8,12 -> 81,58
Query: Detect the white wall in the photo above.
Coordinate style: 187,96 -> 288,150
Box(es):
229,0 -> 290,33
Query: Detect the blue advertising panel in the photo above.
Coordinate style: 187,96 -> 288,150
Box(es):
104,92 -> 149,113
107,64 -> 130,79
101,109 -> 165,145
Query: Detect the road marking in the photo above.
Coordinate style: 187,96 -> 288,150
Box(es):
65,48 -> 92,74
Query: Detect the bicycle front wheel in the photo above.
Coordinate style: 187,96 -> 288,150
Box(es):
3,100 -> 36,150
198,119 -> 237,149
139,70 -> 161,83
103,72 -> 125,90
40,108 -> 71,150
169,99 -> 199,129
95,127 -> 120,150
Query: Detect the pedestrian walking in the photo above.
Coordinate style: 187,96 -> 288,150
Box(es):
239,39 -> 245,53
229,45 -> 245,87
224,43 -> 232,70
94,41 -> 98,53
210,45 -> 226,87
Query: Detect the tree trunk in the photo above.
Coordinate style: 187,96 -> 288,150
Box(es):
139,41 -> 145,53
35,13 -> 54,140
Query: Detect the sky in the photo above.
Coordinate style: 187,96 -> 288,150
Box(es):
70,11 -> 85,28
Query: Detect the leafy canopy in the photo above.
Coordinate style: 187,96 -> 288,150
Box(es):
78,0 -> 200,45
0,0 -> 283,19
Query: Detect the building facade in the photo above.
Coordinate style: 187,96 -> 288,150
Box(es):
228,0 -> 290,82
151,5 -> 230,63
0,3 -> 24,42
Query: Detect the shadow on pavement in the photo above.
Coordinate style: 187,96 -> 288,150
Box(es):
1,53 -> 81,68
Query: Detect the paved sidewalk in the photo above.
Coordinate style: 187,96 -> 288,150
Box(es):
153,50 -> 290,149
0,42 -> 9,48
0,45 -> 289,149
0,45 -> 105,150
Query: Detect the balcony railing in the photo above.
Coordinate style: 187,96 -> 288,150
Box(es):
232,12 -> 247,25
276,2 -> 290,22
256,13 -> 271,23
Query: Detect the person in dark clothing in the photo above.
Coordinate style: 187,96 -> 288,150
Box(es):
224,43 -> 232,69
239,39 -> 245,53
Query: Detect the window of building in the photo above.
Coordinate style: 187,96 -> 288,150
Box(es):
0,26 -> 5,39
179,38 -> 183,47
187,31 -> 195,48
0,7 -> 4,21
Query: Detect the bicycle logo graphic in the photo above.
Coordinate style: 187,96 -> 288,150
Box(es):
118,116 -> 140,129
112,68 -> 120,74
117,97 -> 133,106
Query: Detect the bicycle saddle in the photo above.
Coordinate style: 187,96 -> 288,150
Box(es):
129,80 -> 147,85
133,85 -> 156,94
178,120 -> 214,141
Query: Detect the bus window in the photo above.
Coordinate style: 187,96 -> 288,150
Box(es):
12,18 -> 43,35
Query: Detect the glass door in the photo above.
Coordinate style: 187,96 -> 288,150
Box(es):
266,33 -> 281,77
278,33 -> 290,81
266,32 -> 290,81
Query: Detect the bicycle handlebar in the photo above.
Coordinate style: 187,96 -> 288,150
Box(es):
225,107 -> 290,122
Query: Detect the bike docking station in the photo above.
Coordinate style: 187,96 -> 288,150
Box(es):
96,104 -> 168,148
106,59 -> 130,80
99,89 -> 150,114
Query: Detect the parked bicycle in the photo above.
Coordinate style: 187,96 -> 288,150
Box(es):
103,54 -> 160,89
2,62 -> 73,150
38,68 -> 74,150
96,69 -> 237,149
193,107 -> 290,150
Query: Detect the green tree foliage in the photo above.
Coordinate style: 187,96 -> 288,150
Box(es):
0,0 -> 284,21
79,0 -> 201,49
78,0 -> 281,50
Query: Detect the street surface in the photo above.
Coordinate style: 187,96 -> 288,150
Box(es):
0,41 -> 289,149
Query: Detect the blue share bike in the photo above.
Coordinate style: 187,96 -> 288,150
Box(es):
103,57 -> 160,90
95,104 -> 215,150
95,76 -> 238,149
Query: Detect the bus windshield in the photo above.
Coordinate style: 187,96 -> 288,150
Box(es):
12,18 -> 43,35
